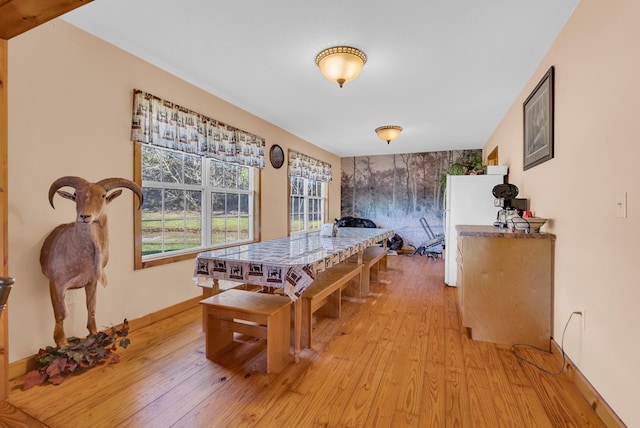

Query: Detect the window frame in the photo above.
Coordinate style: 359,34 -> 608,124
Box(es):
133,144 -> 260,269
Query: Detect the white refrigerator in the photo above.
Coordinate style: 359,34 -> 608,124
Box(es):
444,174 -> 505,286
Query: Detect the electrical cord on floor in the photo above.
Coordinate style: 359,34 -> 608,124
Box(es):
509,311 -> 581,376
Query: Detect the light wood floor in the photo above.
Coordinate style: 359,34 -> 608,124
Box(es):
2,255 -> 607,427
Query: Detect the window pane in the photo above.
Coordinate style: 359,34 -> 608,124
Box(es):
239,216 -> 250,240
185,190 -> 202,212
184,155 -> 202,185
163,189 -> 185,252
185,190 -> 203,249
239,194 -> 249,215
224,164 -> 237,189
141,187 -> 163,256
295,178 -> 304,195
162,150 -> 183,184
209,161 -> 224,187
211,192 -> 225,216
142,146 -> 161,182
238,166 -> 250,190
226,218 -> 239,243
164,188 -> 183,212
226,193 -> 239,215
211,217 -> 226,244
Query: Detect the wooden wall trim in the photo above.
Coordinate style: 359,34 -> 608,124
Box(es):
551,339 -> 625,427
0,0 -> 94,39
0,0 -> 93,403
8,296 -> 202,382
1,37 -> 9,402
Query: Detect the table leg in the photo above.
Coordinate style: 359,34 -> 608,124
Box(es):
357,251 -> 366,295
294,298 -> 302,363
201,278 -> 222,331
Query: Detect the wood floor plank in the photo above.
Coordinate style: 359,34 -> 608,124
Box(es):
498,346 -> 555,427
478,343 -> 531,427
0,400 -> 46,428
516,346 -> 607,428
2,255 -> 613,428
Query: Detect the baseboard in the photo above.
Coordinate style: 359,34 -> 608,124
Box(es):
551,339 -> 626,427
8,296 -> 201,381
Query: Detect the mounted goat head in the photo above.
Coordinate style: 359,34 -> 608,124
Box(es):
39,176 -> 143,348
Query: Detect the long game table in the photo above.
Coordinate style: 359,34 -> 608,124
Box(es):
194,227 -> 394,361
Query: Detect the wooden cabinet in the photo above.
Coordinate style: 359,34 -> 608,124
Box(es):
456,225 -> 555,350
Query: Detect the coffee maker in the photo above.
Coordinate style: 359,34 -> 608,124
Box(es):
492,184 -> 528,228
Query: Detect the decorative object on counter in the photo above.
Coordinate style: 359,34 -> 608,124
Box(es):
523,66 -> 555,170
22,320 -> 130,390
315,46 -> 367,88
375,125 -> 403,144
0,277 -> 14,313
509,216 -> 548,233
40,177 -> 143,348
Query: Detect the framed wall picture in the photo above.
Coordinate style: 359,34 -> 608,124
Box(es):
523,66 -> 554,170
269,144 -> 285,169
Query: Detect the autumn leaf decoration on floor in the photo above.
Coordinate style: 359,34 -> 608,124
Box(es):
22,319 -> 130,390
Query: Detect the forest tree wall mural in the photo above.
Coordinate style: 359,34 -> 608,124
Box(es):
340,149 -> 482,250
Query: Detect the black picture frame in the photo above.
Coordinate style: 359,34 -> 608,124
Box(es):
523,66 -> 554,170
269,144 -> 285,169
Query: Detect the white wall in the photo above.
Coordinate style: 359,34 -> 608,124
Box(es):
484,0 -> 640,425
7,20 -> 340,362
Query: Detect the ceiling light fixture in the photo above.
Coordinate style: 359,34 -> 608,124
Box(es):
375,125 -> 403,144
315,46 -> 367,88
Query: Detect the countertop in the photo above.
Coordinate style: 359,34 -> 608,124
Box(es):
456,225 -> 556,240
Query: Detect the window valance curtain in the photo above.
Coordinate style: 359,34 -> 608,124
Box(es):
288,150 -> 332,183
131,89 -> 265,168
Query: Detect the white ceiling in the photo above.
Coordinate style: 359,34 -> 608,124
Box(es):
61,0 -> 579,157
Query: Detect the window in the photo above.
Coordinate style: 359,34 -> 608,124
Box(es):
289,176 -> 325,234
135,144 -> 256,268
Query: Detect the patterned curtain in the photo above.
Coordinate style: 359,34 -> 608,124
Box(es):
288,150 -> 332,183
131,89 -> 265,168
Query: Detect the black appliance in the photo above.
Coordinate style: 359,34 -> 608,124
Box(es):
492,184 -> 528,227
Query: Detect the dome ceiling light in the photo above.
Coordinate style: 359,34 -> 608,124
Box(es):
315,46 -> 367,88
375,125 -> 403,144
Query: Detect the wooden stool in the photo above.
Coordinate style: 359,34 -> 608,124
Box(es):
200,289 -> 292,373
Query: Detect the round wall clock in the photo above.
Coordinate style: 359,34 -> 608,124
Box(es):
269,144 -> 285,169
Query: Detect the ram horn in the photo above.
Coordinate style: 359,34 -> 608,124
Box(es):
48,176 -> 88,209
96,178 -> 144,209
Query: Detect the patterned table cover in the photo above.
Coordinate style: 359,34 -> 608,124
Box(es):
194,228 -> 394,301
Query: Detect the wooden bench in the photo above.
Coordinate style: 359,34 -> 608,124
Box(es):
347,245 -> 388,295
300,262 -> 363,348
200,289 -> 292,373
197,279 -> 261,330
